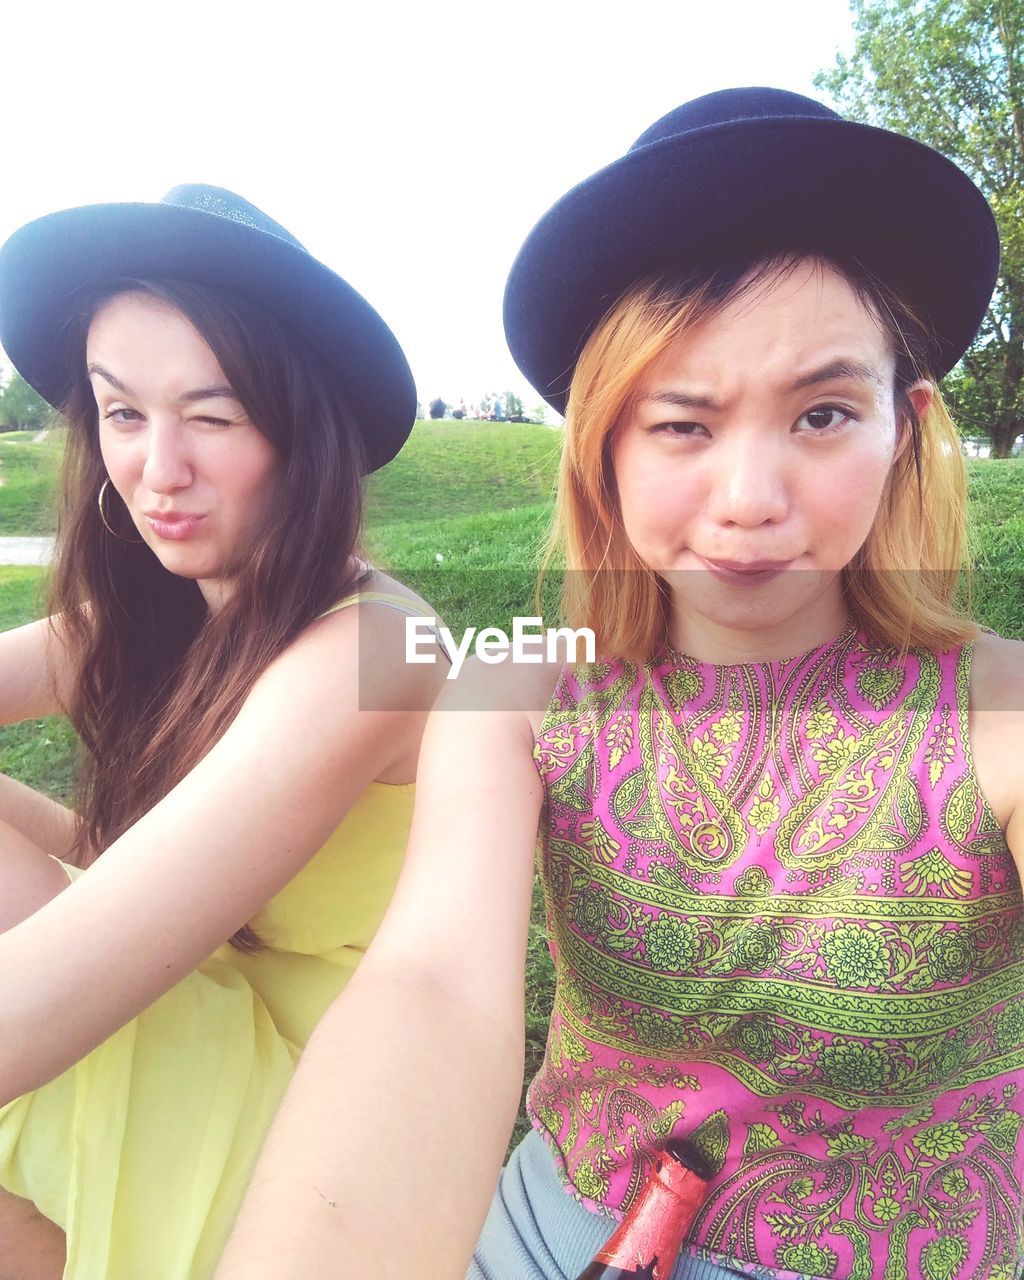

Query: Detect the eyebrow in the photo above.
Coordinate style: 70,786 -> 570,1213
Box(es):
789,359 -> 884,391
87,364 -> 239,405
642,358 -> 885,412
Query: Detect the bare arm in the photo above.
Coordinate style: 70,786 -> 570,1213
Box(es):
0,615 -> 76,724
215,665 -> 546,1280
0,602 -> 443,1103
0,617 -> 82,927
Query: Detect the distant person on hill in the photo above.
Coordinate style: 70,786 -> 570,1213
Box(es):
0,185 -> 447,1279
218,90 -> 1024,1280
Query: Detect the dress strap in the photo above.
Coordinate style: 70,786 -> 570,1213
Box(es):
319,591 -> 432,620
318,592 -> 452,664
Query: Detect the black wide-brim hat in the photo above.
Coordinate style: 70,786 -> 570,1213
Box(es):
504,87 -> 1000,415
0,185 -> 416,472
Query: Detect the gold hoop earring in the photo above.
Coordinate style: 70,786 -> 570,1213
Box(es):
97,478 -> 144,543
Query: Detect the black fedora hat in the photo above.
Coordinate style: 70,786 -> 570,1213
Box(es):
0,184 -> 416,472
504,87 -> 1000,415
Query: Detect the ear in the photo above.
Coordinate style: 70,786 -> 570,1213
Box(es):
894,379 -> 934,462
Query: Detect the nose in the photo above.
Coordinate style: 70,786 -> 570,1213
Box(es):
706,430 -> 789,528
141,420 -> 193,494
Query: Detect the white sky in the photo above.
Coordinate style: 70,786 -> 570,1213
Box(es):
1,0 -> 854,417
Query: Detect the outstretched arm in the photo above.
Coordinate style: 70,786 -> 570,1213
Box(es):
0,601 -> 442,1104
215,665 -> 546,1280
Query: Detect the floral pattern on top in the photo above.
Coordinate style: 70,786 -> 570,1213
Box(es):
529,625 -> 1024,1280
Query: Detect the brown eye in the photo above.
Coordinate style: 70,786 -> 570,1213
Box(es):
801,407 -> 851,433
656,421 -> 705,437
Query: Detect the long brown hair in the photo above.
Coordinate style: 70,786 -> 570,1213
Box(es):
546,252 -> 977,661
51,279 -> 368,948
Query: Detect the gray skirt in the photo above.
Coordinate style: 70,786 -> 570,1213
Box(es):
468,1131 -> 748,1280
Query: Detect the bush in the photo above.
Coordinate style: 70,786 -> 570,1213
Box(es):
428,398 -> 447,420
0,372 -> 50,431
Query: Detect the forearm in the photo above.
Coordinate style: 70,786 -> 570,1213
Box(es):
0,773 -> 77,862
216,969 -> 523,1280
0,818 -> 70,933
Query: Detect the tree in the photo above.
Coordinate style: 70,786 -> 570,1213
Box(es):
0,370 -> 50,430
504,391 -> 524,422
816,0 -> 1024,456
428,397 -> 447,420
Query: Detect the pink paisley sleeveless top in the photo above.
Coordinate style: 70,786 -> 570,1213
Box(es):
528,624 -> 1024,1280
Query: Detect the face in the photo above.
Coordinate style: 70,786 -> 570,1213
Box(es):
611,260 -> 932,661
87,292 -> 279,608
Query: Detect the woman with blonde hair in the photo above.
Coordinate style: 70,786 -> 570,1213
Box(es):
219,90 -> 1023,1280
0,185 -> 447,1278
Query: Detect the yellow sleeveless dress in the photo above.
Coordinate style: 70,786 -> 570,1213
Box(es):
0,593 -> 424,1278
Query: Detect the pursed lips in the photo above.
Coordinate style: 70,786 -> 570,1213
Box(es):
699,555 -> 795,572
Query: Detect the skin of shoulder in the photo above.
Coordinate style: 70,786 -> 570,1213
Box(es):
969,631 -> 1024,872
0,593 -> 445,1104
317,573 -> 449,782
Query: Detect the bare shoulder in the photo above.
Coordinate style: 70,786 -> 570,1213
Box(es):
970,631 -> 1024,710
244,571 -> 448,784
358,567 -> 444,622
295,569 -> 444,688
968,631 -> 1024,869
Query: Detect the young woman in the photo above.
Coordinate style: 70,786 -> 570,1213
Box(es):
0,185 -> 448,1279
218,91 -> 1024,1280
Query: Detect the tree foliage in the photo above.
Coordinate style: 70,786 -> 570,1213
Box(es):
0,371 -> 51,430
816,0 -> 1024,455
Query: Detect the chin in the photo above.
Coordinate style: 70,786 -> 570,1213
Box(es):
681,574 -> 822,618
149,549 -> 217,583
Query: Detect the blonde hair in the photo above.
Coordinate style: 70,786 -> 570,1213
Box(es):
544,254 -> 978,661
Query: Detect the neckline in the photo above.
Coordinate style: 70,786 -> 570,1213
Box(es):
658,618 -> 860,672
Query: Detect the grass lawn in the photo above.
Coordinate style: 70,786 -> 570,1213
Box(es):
0,426 -> 1020,1150
0,432 -> 62,535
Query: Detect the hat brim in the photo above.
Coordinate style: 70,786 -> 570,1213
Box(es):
504,115 -> 999,413
0,202 -> 416,472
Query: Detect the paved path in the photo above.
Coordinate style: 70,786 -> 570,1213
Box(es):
0,536 -> 55,566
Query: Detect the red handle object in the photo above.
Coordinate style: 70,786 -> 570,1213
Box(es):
574,1139 -> 712,1280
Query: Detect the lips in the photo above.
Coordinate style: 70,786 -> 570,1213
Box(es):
143,510 -> 206,541
702,556 -> 793,573
694,553 -> 795,587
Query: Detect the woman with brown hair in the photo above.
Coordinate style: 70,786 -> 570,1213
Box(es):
0,185 -> 447,1278
218,91 -> 1024,1280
